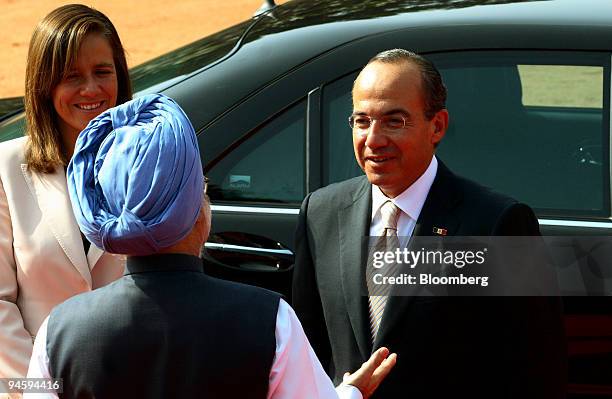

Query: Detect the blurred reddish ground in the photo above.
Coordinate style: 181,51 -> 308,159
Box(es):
0,0 -> 287,98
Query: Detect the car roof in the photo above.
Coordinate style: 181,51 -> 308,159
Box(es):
262,0 -> 612,33
162,0 -> 612,130
3,0 -> 610,139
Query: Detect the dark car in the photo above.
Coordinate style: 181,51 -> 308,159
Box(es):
1,0 -> 611,396
0,97 -> 24,120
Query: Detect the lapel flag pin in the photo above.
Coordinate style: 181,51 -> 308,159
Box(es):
433,227 -> 448,236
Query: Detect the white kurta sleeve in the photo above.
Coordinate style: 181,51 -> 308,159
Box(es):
267,299 -> 361,399
23,317 -> 57,399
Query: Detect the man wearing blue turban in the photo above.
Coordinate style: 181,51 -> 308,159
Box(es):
24,94 -> 395,399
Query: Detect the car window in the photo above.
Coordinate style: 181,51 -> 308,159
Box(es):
518,65 -> 603,108
322,51 -> 610,219
206,100 -> 306,204
322,73 -> 363,186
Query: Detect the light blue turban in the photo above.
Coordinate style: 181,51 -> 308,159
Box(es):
67,94 -> 203,256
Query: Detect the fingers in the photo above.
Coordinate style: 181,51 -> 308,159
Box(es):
370,352 -> 397,387
359,350 -> 396,398
341,346 -> 397,399
363,347 -> 390,374
355,347 -> 397,398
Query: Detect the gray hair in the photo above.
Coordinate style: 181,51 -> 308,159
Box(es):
367,49 -> 447,120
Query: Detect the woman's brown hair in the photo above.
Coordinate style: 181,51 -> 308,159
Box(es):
24,4 -> 132,173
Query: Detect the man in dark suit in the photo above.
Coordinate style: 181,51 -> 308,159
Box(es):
292,49 -> 566,398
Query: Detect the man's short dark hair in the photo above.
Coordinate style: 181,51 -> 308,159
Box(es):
367,49 -> 447,120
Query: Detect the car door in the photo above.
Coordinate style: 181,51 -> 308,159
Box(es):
201,98 -> 307,299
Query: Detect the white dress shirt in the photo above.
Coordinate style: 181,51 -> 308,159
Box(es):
25,299 -> 360,399
369,155 -> 438,238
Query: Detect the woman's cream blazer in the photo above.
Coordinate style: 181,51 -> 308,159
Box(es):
0,137 -> 125,385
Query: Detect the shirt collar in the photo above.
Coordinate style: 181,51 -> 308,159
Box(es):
371,155 -> 438,221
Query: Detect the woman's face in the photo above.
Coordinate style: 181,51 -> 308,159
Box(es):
52,32 -> 118,142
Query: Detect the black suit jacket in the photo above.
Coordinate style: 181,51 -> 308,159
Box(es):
293,161 -> 566,399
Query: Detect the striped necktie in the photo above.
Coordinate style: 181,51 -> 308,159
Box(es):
367,200 -> 401,342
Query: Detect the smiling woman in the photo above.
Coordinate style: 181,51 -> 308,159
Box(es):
0,4 -> 131,393
51,33 -> 119,157
24,5 -> 131,173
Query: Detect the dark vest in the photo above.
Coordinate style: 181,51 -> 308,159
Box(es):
47,254 -> 280,399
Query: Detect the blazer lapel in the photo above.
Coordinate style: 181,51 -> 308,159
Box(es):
21,164 -> 92,288
338,177 -> 372,360
374,161 -> 462,348
412,161 -> 462,239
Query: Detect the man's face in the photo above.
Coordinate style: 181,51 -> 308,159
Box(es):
352,61 -> 447,198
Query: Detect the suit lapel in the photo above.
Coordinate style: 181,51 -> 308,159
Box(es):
374,161 -> 462,348
338,177 -> 372,360
412,161 -> 462,238
21,164 -> 92,288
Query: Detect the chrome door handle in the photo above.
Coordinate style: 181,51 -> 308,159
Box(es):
205,242 -> 294,259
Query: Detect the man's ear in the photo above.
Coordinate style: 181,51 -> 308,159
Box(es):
431,109 -> 449,145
